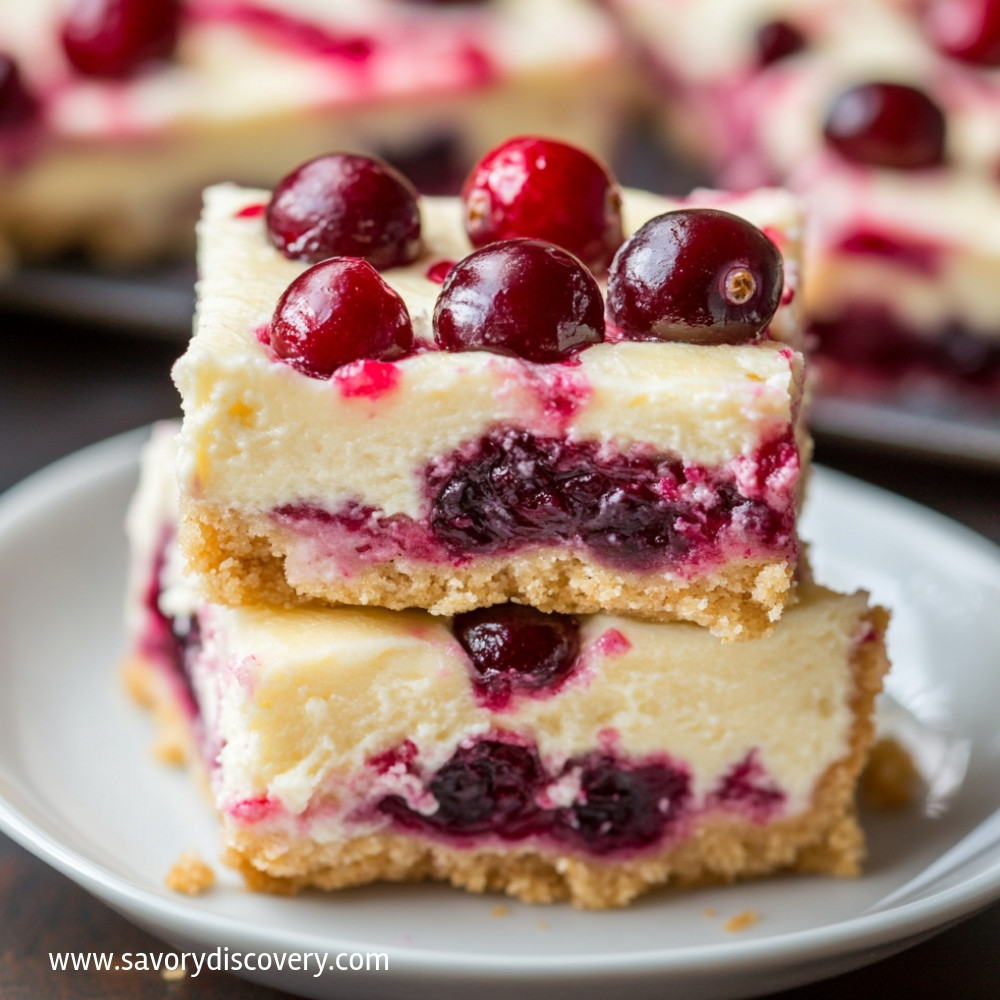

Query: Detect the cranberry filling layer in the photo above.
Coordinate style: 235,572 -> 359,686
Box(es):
425,428 -> 797,571
137,530 -> 201,717
377,739 -> 692,854
813,305 -> 1000,388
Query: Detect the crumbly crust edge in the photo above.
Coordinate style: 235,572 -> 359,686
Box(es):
125,605 -> 889,909
178,501 -> 795,641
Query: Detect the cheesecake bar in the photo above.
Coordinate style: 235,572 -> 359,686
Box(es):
608,0 -> 1000,390
0,0 -> 629,265
126,424 -> 889,910
172,148 -> 808,639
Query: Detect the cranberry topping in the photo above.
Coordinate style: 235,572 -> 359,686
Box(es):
426,428 -> 791,570
606,209 -> 784,346
926,0 -> 1000,65
452,604 -> 580,709
60,0 -> 181,79
266,153 -> 422,268
755,19 -> 806,67
462,136 -> 624,273
0,54 -> 39,129
433,239 -> 604,363
823,82 -> 946,170
269,258 -> 413,378
556,754 -> 690,853
380,740 -> 545,839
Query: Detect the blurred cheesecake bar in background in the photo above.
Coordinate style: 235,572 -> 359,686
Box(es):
606,0 -> 1000,392
0,0 -> 630,265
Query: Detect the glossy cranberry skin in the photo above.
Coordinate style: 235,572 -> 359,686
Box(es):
0,54 -> 39,129
61,0 -> 181,79
926,0 -> 1000,65
606,208 -> 783,345
433,239 -> 604,363
453,604 -> 580,707
823,82 -> 946,170
267,153 -> 422,268
755,19 -> 806,67
269,258 -> 413,378
556,755 -> 690,854
462,136 -> 624,273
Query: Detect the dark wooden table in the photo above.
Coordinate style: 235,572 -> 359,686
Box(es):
3,318 -> 1000,999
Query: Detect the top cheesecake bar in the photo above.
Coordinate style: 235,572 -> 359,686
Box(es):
172,141 -> 808,639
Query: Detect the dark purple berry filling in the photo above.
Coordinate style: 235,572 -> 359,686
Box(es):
452,604 -> 581,710
706,751 -> 785,823
379,739 -> 546,840
0,53 -> 40,131
376,739 -> 694,856
425,428 -> 795,570
553,753 -> 691,854
926,0 -> 1000,66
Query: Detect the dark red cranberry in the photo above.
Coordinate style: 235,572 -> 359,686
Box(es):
0,53 -> 39,129
269,258 -> 413,378
556,755 -> 690,854
267,153 -> 422,268
926,0 -> 1000,65
461,136 -> 624,273
823,82 -> 946,170
607,208 -> 783,345
452,604 -> 580,708
61,0 -> 181,79
380,740 -> 545,838
433,239 -> 604,363
755,19 -> 806,67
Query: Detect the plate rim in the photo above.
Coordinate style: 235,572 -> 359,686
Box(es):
2,426 -> 1000,980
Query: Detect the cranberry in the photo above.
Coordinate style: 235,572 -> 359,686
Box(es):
269,258 -> 413,378
453,604 -> 580,708
60,0 -> 181,79
606,209 -> 783,345
556,755 -> 690,854
461,136 -> 624,273
823,82 -> 946,170
926,0 -> 1000,65
380,740 -> 545,838
755,19 -> 806,67
433,239 -> 604,363
0,53 -> 39,129
267,153 -> 422,268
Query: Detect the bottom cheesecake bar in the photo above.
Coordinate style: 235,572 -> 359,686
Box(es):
126,425 -> 890,909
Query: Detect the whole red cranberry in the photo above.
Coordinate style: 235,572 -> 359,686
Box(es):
823,82 -> 946,170
453,604 -> 580,707
61,0 -> 181,78
755,19 -> 806,67
267,153 -> 422,269
926,0 -> 1000,65
461,136 -> 624,273
269,258 -> 414,378
0,53 -> 39,128
433,239 -> 605,363
606,208 -> 784,345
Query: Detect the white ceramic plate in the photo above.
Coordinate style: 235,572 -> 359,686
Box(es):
2,429 -> 1000,1000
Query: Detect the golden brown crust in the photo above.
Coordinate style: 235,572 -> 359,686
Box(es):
179,501 -> 795,641
164,850 -> 216,896
127,606 -> 889,909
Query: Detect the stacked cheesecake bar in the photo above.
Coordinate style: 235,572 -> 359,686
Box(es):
126,138 -> 890,908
